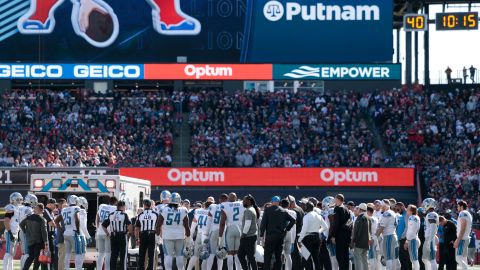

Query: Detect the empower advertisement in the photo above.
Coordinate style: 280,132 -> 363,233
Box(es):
0,0 -> 392,63
275,64 -> 401,80
119,168 -> 415,187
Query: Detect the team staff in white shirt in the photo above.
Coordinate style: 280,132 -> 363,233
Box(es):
405,205 -> 421,270
454,200 -> 473,270
298,201 -> 328,270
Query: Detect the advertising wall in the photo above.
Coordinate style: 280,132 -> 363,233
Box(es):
119,168 -> 415,187
0,63 -> 401,80
0,0 -> 392,63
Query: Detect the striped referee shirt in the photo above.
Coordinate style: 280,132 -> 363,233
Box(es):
44,208 -> 56,234
135,209 -> 158,232
102,210 -> 131,233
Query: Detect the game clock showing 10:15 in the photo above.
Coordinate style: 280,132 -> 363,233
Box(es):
436,12 -> 479,30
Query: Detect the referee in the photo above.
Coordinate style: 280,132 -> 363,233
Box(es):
102,201 -> 132,270
135,199 -> 159,270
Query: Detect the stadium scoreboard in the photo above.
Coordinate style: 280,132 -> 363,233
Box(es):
404,14 -> 428,31
436,12 -> 478,30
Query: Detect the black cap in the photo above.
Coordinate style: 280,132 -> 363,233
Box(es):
47,198 -> 57,204
143,199 -> 152,208
117,200 -> 126,208
346,201 -> 355,206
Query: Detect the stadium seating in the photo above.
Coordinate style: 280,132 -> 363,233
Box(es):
0,89 -> 173,167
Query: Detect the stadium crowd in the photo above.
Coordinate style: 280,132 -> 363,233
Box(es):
0,87 -> 478,214
369,87 -> 480,214
188,90 -> 380,167
0,89 -> 174,167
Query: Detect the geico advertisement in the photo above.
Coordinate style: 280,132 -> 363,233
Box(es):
119,168 -> 414,187
0,64 -> 143,79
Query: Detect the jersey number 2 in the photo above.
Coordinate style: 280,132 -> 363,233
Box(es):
233,208 -> 240,221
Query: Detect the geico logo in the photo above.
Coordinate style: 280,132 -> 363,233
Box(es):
320,169 -> 378,186
73,65 -> 141,78
184,65 -> 233,79
167,169 -> 225,185
0,65 -> 62,78
263,1 -> 380,21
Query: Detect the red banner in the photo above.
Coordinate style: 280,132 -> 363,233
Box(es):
144,64 -> 273,80
119,168 -> 414,187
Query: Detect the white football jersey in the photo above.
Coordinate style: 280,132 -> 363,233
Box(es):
18,205 -> 33,223
370,215 -> 379,240
321,210 -> 330,239
457,210 -> 472,240
379,210 -> 397,236
6,204 -> 20,233
62,206 -> 80,236
208,204 -> 222,231
285,209 -> 297,242
155,203 -> 168,215
221,201 -> 244,227
79,208 -> 89,238
97,204 -> 116,236
193,209 -> 210,234
161,206 -> 188,240
424,211 -> 439,240
406,215 -> 420,240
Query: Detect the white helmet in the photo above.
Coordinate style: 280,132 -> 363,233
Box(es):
422,198 -> 437,211
160,190 -> 171,202
216,247 -> 228,260
67,195 -> 79,206
321,196 -> 335,211
183,241 -> 194,259
24,194 -> 38,206
10,192 -> 23,205
78,197 -> 88,209
199,244 -> 210,260
170,192 -> 181,205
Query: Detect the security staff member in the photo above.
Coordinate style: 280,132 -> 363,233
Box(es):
102,201 -> 132,270
135,199 -> 159,270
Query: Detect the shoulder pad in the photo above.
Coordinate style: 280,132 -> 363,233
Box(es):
5,204 -> 15,212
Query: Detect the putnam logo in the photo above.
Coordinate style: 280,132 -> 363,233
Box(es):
263,1 -> 380,22
167,169 -> 225,186
320,169 -> 378,186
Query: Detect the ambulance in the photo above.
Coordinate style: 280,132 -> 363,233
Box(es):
30,171 -> 151,235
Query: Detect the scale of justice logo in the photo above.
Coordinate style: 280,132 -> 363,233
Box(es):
14,0 -> 201,47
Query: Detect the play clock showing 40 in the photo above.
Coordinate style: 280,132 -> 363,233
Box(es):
436,12 -> 478,30
404,14 -> 428,31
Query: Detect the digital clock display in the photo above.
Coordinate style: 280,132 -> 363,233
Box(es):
404,14 -> 428,31
436,12 -> 478,30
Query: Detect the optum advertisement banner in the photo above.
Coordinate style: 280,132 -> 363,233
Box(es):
0,0 -> 392,63
119,168 -> 414,187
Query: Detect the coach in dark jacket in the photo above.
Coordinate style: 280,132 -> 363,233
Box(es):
260,196 -> 296,270
440,216 -> 457,270
328,194 -> 353,270
20,203 -> 49,270
352,203 -> 372,270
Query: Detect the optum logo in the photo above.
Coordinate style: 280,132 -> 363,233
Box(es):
167,169 -> 225,185
320,169 -> 378,186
